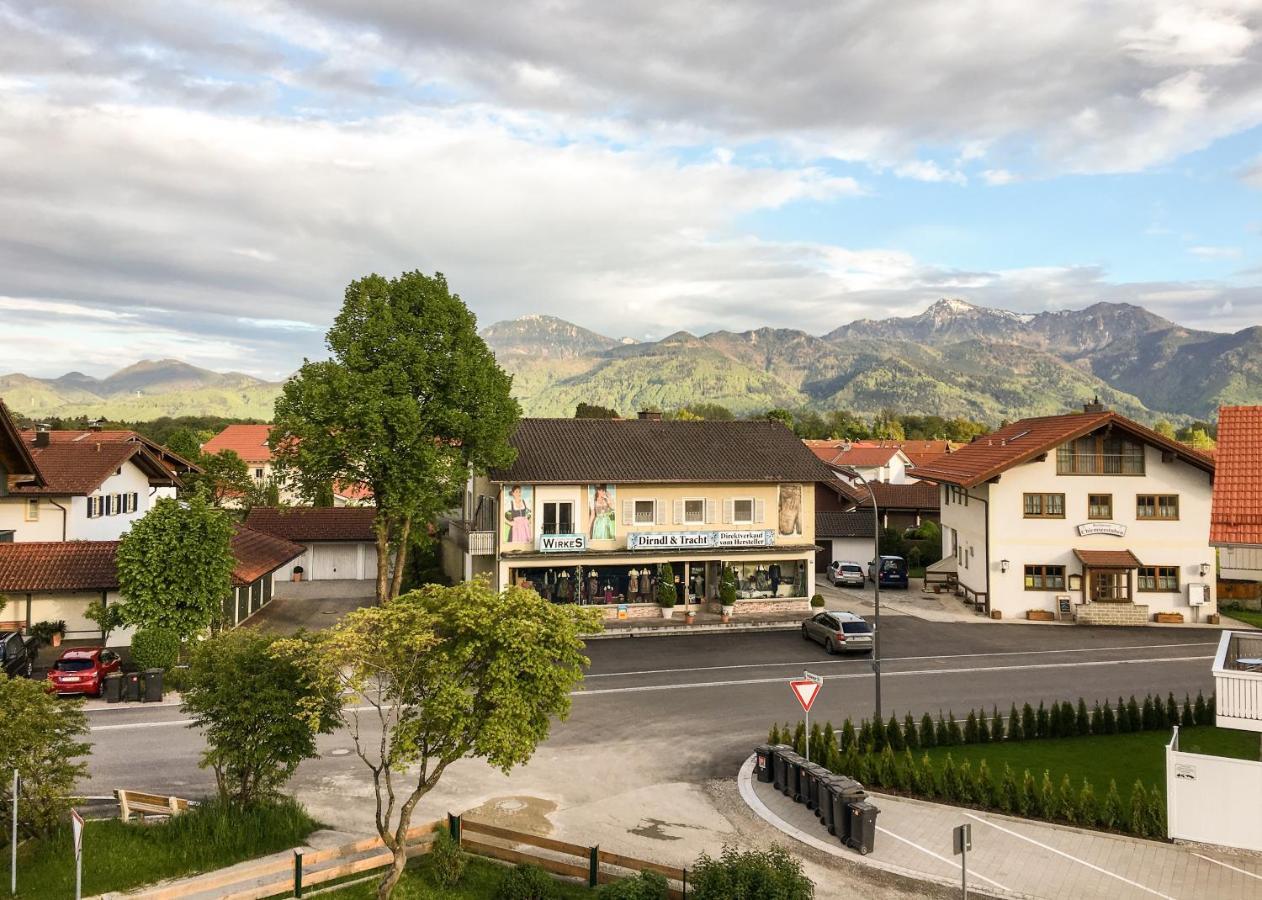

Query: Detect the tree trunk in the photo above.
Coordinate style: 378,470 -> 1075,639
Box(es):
388,515 -> 412,601
374,513 -> 391,606
376,847 -> 407,900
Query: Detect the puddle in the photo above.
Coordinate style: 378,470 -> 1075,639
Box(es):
462,795 -> 558,835
628,818 -> 704,842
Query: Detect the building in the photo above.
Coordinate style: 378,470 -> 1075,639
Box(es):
1210,406 -> 1262,584
805,440 -> 914,484
815,510 -> 877,571
818,479 -> 940,532
20,426 -> 198,481
915,403 -> 1216,624
202,424 -> 371,506
244,506 -> 379,582
443,415 -> 835,618
0,400 -> 42,500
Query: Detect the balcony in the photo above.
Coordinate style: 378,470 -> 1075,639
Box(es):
1212,631 -> 1262,733
448,520 -> 496,556
1055,450 -> 1145,475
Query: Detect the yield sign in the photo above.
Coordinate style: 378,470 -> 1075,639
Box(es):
71,808 -> 84,858
790,678 -> 821,713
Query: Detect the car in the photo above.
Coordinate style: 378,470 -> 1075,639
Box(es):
801,610 -> 875,655
868,555 -> 909,589
46,648 -> 121,697
0,631 -> 37,678
827,560 -> 866,588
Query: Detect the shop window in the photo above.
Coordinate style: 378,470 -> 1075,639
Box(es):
633,499 -> 656,524
1024,565 -> 1065,590
732,498 -> 754,524
1138,566 -> 1179,592
542,501 -> 575,535
1137,494 -> 1178,520
1023,493 -> 1065,518
683,498 -> 705,525
730,560 -> 805,598
1088,494 -> 1112,520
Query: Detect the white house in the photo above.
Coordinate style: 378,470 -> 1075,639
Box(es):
202,424 -> 372,507
915,402 -> 1217,625
805,441 -> 914,485
814,510 -> 877,572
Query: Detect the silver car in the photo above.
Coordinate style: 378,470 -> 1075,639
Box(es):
828,560 -> 866,588
801,611 -> 874,655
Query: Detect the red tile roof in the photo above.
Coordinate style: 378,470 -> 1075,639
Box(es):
244,506 -> 378,543
10,443 -> 180,496
805,441 -> 905,468
230,525 -> 305,586
852,481 -> 940,511
202,424 -> 274,463
0,541 -> 120,591
1211,406 -> 1262,547
912,410 -> 1214,488
22,429 -> 199,475
1073,549 -> 1142,568
899,440 -> 959,468
333,480 -> 374,502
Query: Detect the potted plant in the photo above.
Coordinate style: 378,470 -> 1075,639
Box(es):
684,607 -> 697,625
720,565 -> 738,622
31,620 -> 66,648
292,565 -> 304,583
656,563 -> 677,619
811,593 -> 826,610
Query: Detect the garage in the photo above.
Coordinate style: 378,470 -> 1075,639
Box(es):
815,511 -> 876,576
244,507 -> 379,583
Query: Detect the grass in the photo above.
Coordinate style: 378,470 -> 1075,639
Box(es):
1221,605 -> 1262,629
319,854 -> 594,899
6,797 -> 318,899
917,726 -> 1261,798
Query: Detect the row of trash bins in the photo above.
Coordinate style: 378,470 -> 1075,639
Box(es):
754,744 -> 879,855
104,669 -> 164,703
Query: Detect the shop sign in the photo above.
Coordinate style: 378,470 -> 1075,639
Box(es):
627,529 -> 775,550
1076,522 -> 1126,537
538,534 -> 587,552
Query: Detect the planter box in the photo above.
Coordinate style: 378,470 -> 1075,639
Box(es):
1027,610 -> 1055,622
1154,612 -> 1185,624
990,610 -> 1002,620
1207,613 -> 1221,625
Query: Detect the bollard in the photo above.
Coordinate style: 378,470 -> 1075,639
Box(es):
588,846 -> 599,888
447,812 -> 461,845
293,848 -> 303,898
682,866 -> 688,898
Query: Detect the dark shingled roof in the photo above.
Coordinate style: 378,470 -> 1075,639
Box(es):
816,511 -> 876,539
490,419 -> 836,484
245,507 -> 378,543
852,481 -> 941,511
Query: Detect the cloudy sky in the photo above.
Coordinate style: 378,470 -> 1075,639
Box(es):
2,1 -> 1261,379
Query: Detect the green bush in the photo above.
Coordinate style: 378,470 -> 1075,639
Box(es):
919,713 -> 936,748
430,825 -> 467,888
1126,696 -> 1142,733
690,845 -> 813,900
599,871 -> 669,900
886,715 -> 904,751
28,620 -> 65,646
1100,780 -> 1123,830
1181,695 -> 1195,727
131,627 -> 181,671
496,863 -> 558,900
1090,701 -> 1104,735
997,764 -> 1018,813
976,710 -> 990,743
1057,774 -> 1077,824
719,566 -> 738,607
871,715 -> 888,752
1077,779 -> 1097,827
964,711 -> 979,744
946,712 -> 963,746
1036,702 -> 1049,738
1021,703 -> 1036,739
935,712 -> 949,747
903,714 -> 919,750
1008,704 -> 1024,741
655,564 -> 677,607
1103,702 -> 1117,734
1076,699 -> 1091,736
991,707 -> 1004,743
1165,693 -> 1179,727
1194,691 -> 1209,726
810,593 -> 825,608
840,719 -> 856,753
1129,781 -> 1149,836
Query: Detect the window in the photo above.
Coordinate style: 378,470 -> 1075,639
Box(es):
130,491 -> 139,512
23,499 -> 38,522
1088,494 -> 1113,520
1056,434 -> 1145,475
1023,493 -> 1065,518
683,498 -> 705,525
254,468 -> 264,480
86,496 -> 97,519
542,501 -> 575,535
102,495 -> 112,516
732,498 -> 755,524
633,499 -> 656,525
1024,565 -> 1066,590
1137,494 -> 1179,520
1138,566 -> 1179,592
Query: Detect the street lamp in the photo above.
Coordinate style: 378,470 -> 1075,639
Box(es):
841,466 -> 882,724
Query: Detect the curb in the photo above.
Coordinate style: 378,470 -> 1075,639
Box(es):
587,622 -> 801,640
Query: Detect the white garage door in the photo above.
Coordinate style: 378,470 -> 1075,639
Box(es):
310,543 -> 361,580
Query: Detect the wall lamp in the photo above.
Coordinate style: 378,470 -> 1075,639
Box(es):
1000,559 -> 1010,573
1200,562 -> 1211,577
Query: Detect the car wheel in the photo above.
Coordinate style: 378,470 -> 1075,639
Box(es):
801,625 -> 811,642
824,638 -> 835,655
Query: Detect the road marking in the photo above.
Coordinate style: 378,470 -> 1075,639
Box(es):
573,654 -> 1211,696
1191,853 -> 1262,882
963,812 -> 1177,899
586,641 -> 1217,679
874,826 -> 1012,892
83,701 -> 183,714
91,719 -> 191,732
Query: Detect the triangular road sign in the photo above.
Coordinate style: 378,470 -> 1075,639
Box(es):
71,808 -> 84,858
790,678 -> 821,712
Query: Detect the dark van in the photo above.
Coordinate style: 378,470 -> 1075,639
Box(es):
868,555 -> 909,589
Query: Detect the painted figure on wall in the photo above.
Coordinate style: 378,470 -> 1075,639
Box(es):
503,484 -> 533,544
588,483 -> 616,540
778,484 -> 802,536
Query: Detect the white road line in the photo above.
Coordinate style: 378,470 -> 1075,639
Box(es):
1191,853 -> 1262,882
874,826 -> 1012,892
586,641 -> 1217,679
963,812 -> 1178,900
91,719 -> 191,732
573,654 -> 1211,696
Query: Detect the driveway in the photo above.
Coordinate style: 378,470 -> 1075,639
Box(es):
244,588 -> 375,636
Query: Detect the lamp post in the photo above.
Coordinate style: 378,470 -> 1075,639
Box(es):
842,467 -> 882,724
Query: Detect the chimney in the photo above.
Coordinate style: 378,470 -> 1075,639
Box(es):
1083,395 -> 1106,414
34,424 -> 50,448
637,410 -> 662,421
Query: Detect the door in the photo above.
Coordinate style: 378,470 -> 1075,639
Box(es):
1090,569 -> 1130,602
311,543 -> 361,580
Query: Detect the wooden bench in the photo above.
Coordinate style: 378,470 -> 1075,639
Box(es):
117,789 -> 194,821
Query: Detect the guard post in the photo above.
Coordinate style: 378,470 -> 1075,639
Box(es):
953,823 -> 971,899
293,848 -> 304,898
588,846 -> 599,888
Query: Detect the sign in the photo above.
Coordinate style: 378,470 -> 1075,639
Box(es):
71,809 -> 83,858
1175,764 -> 1197,781
537,534 -> 586,553
617,604 -> 628,620
1057,595 -> 1072,618
627,529 -> 775,551
953,823 -> 971,855
1077,522 -> 1127,537
789,678 -> 821,712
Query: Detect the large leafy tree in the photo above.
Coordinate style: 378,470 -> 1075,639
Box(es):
271,271 -> 519,603
279,580 -> 600,900
0,677 -> 90,837
181,449 -> 254,506
117,494 -> 235,638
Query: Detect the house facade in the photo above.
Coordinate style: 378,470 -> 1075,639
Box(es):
1210,406 -> 1262,585
916,403 -> 1216,624
202,423 -> 371,507
805,440 -> 914,484
444,415 -> 833,618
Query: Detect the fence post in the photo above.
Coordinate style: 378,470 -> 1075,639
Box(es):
447,812 -> 461,845
682,866 -> 687,898
292,848 -> 303,898
588,846 -> 599,888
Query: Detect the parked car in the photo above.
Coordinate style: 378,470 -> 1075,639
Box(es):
46,648 -> 122,697
868,555 -> 909,589
827,560 -> 867,588
801,610 -> 875,655
0,631 -> 38,678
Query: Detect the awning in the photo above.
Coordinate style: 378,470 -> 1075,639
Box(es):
1074,549 -> 1142,568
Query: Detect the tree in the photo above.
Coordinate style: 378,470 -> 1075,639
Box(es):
117,494 -> 235,639
182,449 -> 254,506
1153,419 -> 1176,439
85,599 -> 127,644
764,409 -> 794,428
280,580 -> 600,899
575,402 -> 620,419
0,676 -> 90,837
182,630 -> 341,807
163,427 -> 207,462
272,271 -> 519,605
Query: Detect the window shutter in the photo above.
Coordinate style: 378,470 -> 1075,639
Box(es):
723,499 -> 734,524
104,495 -> 112,516
86,498 -> 94,519
705,498 -> 716,524
655,501 -> 667,525
131,492 -> 139,512
673,499 -> 684,525
622,500 -> 633,525
754,499 -> 765,525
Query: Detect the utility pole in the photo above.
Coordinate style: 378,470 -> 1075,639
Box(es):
844,467 -> 882,723
10,769 -> 17,896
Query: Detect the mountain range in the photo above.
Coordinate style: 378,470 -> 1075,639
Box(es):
2,301 -> 1258,424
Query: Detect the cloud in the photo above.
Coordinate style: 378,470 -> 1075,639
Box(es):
982,169 -> 1017,186
1189,245 -> 1244,259
893,160 -> 967,184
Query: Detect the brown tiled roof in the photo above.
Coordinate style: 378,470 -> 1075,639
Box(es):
852,481 -> 940,511
203,424 -> 274,463
11,443 -> 150,495
492,419 -> 836,484
912,410 -> 1215,488
231,525 -> 305,586
899,440 -> 959,468
1211,406 -> 1262,547
1074,549 -> 1142,568
0,400 -> 42,487
805,441 -> 904,468
0,541 -> 120,591
22,429 -> 200,475
244,507 -> 378,543
816,510 -> 876,539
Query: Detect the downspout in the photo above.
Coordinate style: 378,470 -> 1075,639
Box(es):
974,487 -> 990,616
49,498 -> 68,541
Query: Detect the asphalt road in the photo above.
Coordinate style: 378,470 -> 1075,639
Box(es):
82,617 -> 1219,801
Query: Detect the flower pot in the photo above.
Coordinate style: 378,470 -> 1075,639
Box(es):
1154,612 -> 1184,624
721,604 -> 735,622
660,606 -> 675,619
685,610 -> 697,625
1026,609 -> 1055,622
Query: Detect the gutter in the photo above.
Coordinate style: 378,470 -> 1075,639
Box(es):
49,498 -> 68,541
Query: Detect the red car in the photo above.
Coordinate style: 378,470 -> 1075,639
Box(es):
46,648 -> 121,697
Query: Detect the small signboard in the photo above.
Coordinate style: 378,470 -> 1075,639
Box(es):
617,604 -> 628,620
953,823 -> 971,855
1076,522 -> 1126,537
1056,595 -> 1073,620
789,678 -> 821,712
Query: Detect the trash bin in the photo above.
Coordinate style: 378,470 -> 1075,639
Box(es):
803,763 -> 830,814
754,744 -> 772,782
830,777 -> 866,841
122,671 -> 141,702
846,801 -> 879,854
772,746 -> 789,792
143,668 -> 164,703
783,752 -> 803,801
104,672 -> 123,704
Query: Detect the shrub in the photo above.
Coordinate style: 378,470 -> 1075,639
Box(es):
821,722 -> 835,757
1117,697 -> 1132,733
878,746 -> 898,788
1036,701 -> 1049,738
1057,774 -> 1077,824
1100,780 -> 1123,830
0,676 -> 90,836
918,753 -> 937,798
903,713 -> 919,750
940,754 -> 960,801
1129,782 -> 1149,836
497,863 -> 558,900
1103,701 -> 1117,735
1039,771 -> 1056,819
131,627 -> 181,671
1021,703 -> 1036,739
1047,701 -> 1062,738
946,712 -> 963,746
1141,696 -> 1158,730
1145,787 -> 1166,838
809,723 -> 822,758
1194,691 -> 1209,726
1090,701 -> 1104,735
895,749 -> 916,792
920,713 -> 936,748
1181,694 -> 1195,727
840,719 -> 856,753
768,723 -> 781,744
857,719 -> 872,751
907,751 -> 928,794
28,620 -> 65,646
976,710 -> 990,743
810,593 -> 825,608
956,759 -> 976,804
975,759 -> 996,806
1076,698 -> 1090,736
1019,769 -> 1037,816
1077,779 -> 1097,827
656,564 -> 677,607
886,715 -> 904,751
719,566 -> 738,607
935,712 -> 949,747
1126,696 -> 1142,733
991,707 -> 1004,743
793,721 -> 807,756
430,824 -> 467,888
85,599 -> 127,643
964,711 -> 979,744
998,764 -> 1018,813
1166,692 -> 1179,727
690,845 -> 813,900
1008,704 -> 1024,742
599,871 -> 669,900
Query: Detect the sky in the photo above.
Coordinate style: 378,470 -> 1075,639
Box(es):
1,0 -> 1261,379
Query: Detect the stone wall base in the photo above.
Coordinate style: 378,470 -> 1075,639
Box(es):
708,598 -> 810,616
1074,602 -> 1150,626
601,603 -> 664,620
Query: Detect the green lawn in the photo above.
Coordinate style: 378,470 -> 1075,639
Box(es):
1222,606 -> 1262,629
319,855 -> 593,899
5,798 -> 317,900
918,726 -> 1261,797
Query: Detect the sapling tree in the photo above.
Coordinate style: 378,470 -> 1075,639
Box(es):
0,677 -> 89,836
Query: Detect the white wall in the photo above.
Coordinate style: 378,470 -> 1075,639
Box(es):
292,541 -> 378,581
1167,729 -> 1262,851
827,537 -> 873,567
26,589 -> 133,645
69,463 -> 159,541
1221,546 -> 1262,582
937,483 -> 991,600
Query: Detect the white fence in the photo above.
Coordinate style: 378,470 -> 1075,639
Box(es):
1213,631 -> 1262,733
1166,726 -> 1262,851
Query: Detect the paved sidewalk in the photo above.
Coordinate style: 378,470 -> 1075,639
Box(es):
741,756 -> 1262,899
